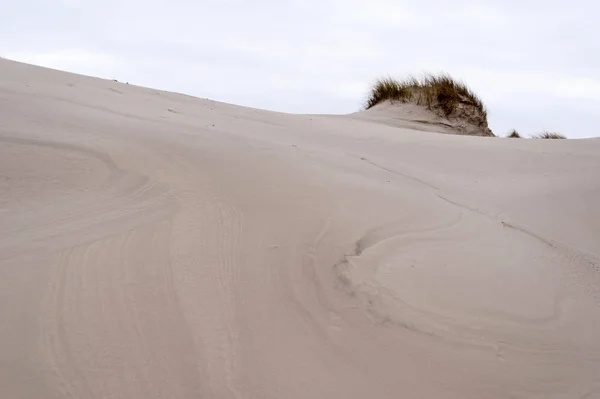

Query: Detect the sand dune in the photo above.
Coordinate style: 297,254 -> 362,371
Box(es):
1,58 -> 600,398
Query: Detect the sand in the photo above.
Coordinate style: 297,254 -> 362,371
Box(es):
1,58 -> 600,398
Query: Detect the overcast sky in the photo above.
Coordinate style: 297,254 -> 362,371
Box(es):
2,0 -> 598,138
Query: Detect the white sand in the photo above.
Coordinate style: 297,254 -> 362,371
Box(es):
1,58 -> 600,398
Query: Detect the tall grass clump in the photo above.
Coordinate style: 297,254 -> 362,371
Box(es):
366,77 -> 413,109
532,132 -> 567,139
366,73 -> 487,120
507,129 -> 521,138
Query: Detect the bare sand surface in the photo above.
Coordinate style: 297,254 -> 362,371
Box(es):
1,58 -> 600,398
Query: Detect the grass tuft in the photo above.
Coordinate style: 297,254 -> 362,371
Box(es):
507,129 -> 521,138
532,132 -> 567,139
365,77 -> 413,109
365,73 -> 487,120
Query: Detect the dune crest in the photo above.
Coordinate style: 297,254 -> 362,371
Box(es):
365,74 -> 494,136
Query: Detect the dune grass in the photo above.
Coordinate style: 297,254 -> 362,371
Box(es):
366,73 -> 487,119
507,129 -> 521,138
532,132 -> 567,139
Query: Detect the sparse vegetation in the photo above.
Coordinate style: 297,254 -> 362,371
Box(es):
365,77 -> 413,109
532,132 -> 567,139
365,73 -> 567,139
366,73 -> 487,120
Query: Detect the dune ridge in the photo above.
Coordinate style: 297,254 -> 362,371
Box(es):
1,58 -> 600,398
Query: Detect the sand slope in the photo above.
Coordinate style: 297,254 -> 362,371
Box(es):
1,59 -> 600,398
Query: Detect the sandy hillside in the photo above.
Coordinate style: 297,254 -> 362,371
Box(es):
1,58 -> 600,399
